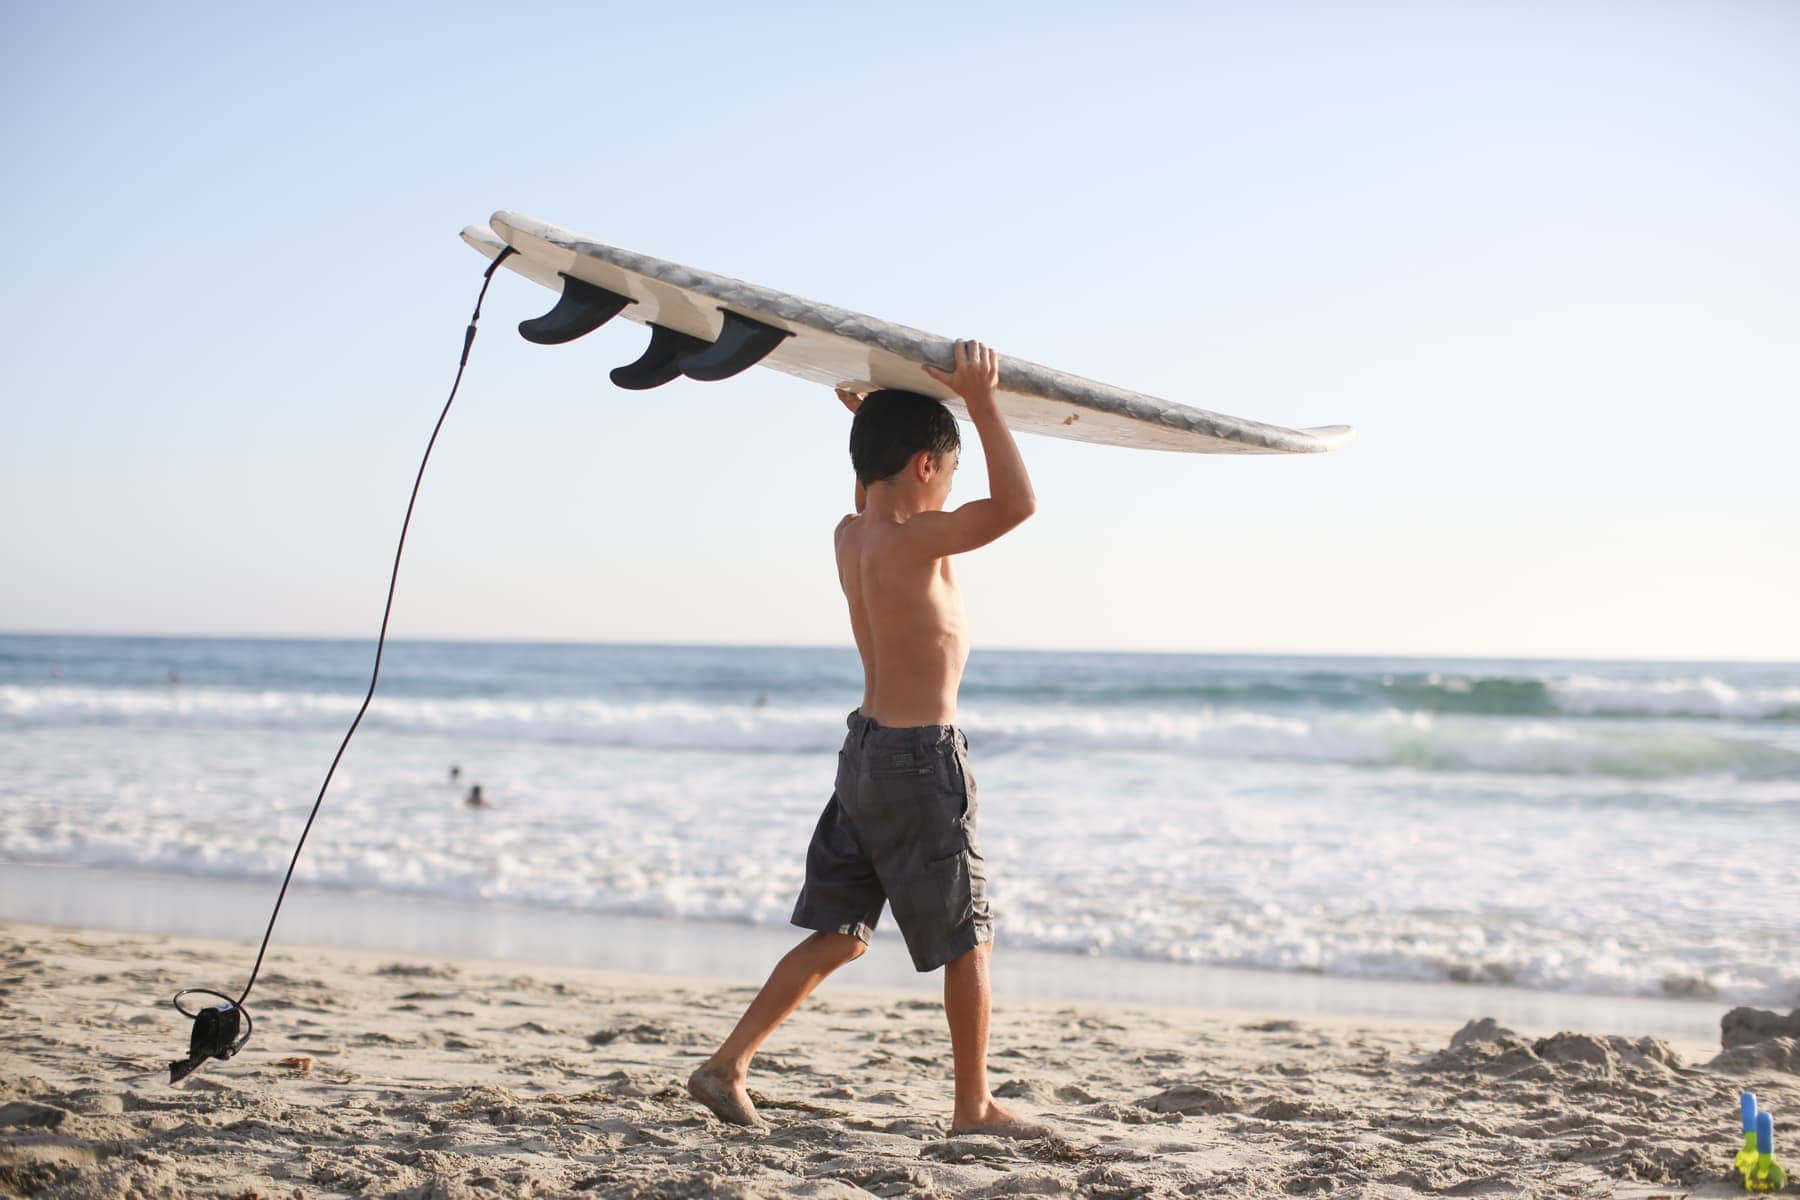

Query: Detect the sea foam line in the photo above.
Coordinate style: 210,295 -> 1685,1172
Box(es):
4,685 -> 1796,780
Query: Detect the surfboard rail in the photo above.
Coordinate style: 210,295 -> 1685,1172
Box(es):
462,213 -> 1356,456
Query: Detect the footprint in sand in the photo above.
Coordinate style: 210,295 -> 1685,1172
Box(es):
995,1079 -> 1102,1105
1135,1049 -> 1184,1065
921,1137 -> 1025,1164
1135,1083 -> 1242,1116
842,1116 -> 943,1140
752,1056 -> 818,1075
1251,1097 -> 1347,1122
0,1101 -> 69,1130
825,1164 -> 934,1194
587,1020 -> 698,1046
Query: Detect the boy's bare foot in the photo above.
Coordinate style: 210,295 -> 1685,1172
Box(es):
948,1096 -> 1051,1139
687,1063 -> 763,1127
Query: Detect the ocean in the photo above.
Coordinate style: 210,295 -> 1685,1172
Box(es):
2,633 -> 1795,1013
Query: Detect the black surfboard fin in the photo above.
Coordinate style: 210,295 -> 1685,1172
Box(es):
518,273 -> 633,345
611,323 -> 713,390
679,310 -> 791,381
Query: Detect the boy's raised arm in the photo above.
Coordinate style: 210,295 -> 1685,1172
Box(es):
904,339 -> 1037,558
837,387 -> 869,516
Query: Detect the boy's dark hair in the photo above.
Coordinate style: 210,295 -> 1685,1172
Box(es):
849,389 -> 961,487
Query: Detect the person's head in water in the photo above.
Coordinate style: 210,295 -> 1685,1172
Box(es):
849,389 -> 961,511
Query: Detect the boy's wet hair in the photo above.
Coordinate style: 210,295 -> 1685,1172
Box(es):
849,390 -> 961,487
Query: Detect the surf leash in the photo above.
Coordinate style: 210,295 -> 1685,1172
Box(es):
165,245 -> 517,1084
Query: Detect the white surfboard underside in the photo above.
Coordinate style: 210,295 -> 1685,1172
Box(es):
462,211 -> 1355,455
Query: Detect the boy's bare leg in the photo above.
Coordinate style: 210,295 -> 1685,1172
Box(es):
689,930 -> 865,1125
945,935 -> 1049,1136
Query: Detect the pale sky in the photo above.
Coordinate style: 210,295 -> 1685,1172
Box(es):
3,2 -> 1796,660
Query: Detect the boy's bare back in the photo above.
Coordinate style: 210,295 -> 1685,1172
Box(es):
836,505 -> 970,726
837,341 -> 1036,727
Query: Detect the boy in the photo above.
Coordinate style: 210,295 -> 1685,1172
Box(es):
688,339 -> 1045,1138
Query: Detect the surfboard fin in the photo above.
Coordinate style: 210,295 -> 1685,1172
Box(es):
518,273 -> 632,345
611,323 -> 713,390
679,310 -> 792,381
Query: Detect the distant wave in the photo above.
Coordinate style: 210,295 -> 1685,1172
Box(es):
6,684 -> 1797,780
1547,673 -> 1800,720
964,672 -> 1800,721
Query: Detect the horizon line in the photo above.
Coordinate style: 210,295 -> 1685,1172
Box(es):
1,627 -> 1795,668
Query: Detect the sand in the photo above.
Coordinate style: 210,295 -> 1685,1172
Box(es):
1,919 -> 1792,1199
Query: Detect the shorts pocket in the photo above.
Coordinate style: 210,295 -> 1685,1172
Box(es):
867,764 -> 933,780
921,848 -> 975,927
866,746 -> 934,778
924,846 -> 967,871
952,747 -> 976,821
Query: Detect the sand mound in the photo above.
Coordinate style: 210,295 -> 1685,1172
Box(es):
1420,1018 -> 1683,1080
1707,1035 -> 1800,1075
1721,1005 -> 1800,1049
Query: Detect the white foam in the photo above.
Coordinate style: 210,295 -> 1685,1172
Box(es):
1551,674 -> 1800,720
3,720 -> 1796,1007
5,685 -> 1794,780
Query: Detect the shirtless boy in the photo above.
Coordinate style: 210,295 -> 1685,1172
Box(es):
688,339 -> 1043,1137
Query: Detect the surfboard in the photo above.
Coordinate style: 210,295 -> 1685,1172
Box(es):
461,211 -> 1355,455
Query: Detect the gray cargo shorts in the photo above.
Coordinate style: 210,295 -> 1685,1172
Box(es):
790,708 -> 994,972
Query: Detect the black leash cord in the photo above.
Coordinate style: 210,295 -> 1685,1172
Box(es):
168,246 -> 517,1081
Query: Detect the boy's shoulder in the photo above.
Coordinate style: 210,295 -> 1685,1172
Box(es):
834,511 -> 965,568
